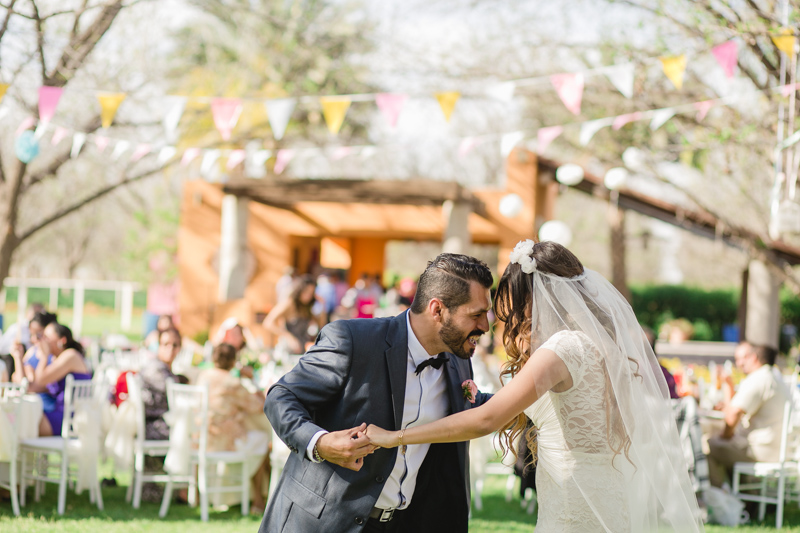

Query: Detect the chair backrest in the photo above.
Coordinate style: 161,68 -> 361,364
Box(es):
0,382 -> 25,457
125,372 -> 147,444
0,381 -> 27,399
62,374 -> 98,439
165,381 -> 209,454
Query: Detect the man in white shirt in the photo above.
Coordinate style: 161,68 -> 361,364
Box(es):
260,253 -> 493,533
708,341 -> 789,487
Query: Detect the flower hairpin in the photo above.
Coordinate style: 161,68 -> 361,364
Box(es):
509,239 -> 537,274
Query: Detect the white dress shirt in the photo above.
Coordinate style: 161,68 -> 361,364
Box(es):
374,312 -> 450,510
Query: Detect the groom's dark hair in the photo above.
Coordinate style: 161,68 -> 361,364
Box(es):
410,253 -> 493,314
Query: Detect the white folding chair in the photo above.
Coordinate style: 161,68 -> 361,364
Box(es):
159,381 -> 258,521
0,382 -> 27,516
732,398 -> 800,528
19,375 -> 104,515
125,372 -> 172,508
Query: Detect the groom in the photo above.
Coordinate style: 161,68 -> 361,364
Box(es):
260,253 -> 493,533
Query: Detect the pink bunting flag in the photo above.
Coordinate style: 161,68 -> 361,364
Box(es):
694,100 -> 715,121
131,144 -> 151,162
550,73 -> 584,115
537,125 -> 563,153
226,149 -> 246,170
211,98 -> 243,141
712,41 -> 738,79
458,137 -> 479,157
181,147 -> 201,166
375,93 -> 408,128
782,83 -> 799,97
332,146 -> 353,160
51,126 -> 69,146
94,136 -> 110,152
612,111 -> 642,130
274,149 -> 294,175
16,117 -> 36,136
38,86 -> 63,125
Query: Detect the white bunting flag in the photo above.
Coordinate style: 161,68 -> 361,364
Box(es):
246,149 -> 272,178
112,140 -> 130,160
163,97 -> 187,143
579,118 -> 613,146
200,149 -> 221,177
486,81 -> 516,102
158,146 -> 177,165
650,108 -> 676,131
604,64 -> 635,99
501,131 -> 525,158
265,98 -> 296,141
360,146 -> 377,159
71,133 -> 86,158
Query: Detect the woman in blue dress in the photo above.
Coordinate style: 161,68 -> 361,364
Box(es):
26,322 -> 92,436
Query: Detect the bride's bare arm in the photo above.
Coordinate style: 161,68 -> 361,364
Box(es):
366,348 -> 570,448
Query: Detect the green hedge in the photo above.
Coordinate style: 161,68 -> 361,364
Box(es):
3,286 -> 147,309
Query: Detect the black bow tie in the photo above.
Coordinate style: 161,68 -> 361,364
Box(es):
415,353 -> 449,375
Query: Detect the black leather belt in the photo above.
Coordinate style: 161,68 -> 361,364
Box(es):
369,507 -> 401,522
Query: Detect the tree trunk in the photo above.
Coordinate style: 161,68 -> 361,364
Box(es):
608,199 -> 632,302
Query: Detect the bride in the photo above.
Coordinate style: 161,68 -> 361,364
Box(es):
367,240 -> 704,532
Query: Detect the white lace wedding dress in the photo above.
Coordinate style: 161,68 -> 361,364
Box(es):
524,330 -> 631,533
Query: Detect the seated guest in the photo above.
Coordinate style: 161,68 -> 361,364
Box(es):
708,341 -> 789,487
144,314 -> 175,353
10,311 -> 58,384
197,343 -> 271,512
24,323 -> 92,436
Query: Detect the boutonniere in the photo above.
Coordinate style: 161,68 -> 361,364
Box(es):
462,379 -> 478,404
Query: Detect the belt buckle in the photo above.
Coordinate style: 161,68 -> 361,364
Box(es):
379,508 -> 395,522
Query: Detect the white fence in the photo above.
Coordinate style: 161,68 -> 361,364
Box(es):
0,277 -> 142,337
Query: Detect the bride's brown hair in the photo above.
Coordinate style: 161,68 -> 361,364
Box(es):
495,241 -> 634,468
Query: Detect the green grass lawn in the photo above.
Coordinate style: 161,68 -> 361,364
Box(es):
4,470 -> 800,532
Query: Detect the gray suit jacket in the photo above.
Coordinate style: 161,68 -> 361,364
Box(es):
259,311 -> 490,533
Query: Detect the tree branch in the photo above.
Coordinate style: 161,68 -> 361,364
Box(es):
0,0 -> 18,50
30,1 -> 48,85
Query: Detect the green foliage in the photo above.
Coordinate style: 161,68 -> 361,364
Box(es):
193,329 -> 210,345
630,284 -> 740,341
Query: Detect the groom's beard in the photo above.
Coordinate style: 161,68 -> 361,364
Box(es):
439,317 -> 483,360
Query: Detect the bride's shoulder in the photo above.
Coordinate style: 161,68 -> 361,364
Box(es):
542,329 -> 594,349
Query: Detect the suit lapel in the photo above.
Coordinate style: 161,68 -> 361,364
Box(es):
443,354 -> 469,414
385,311 -> 409,430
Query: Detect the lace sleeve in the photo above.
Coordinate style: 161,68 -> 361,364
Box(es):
538,330 -> 589,388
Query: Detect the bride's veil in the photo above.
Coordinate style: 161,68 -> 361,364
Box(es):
528,266 -> 704,532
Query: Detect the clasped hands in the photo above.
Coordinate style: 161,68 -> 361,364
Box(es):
315,423 -> 399,471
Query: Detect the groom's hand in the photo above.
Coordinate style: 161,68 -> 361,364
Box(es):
317,423 -> 378,471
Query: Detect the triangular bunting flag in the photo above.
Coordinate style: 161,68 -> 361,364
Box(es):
694,100 -> 715,121
97,92 -> 127,128
252,149 -> 272,167
331,146 -> 353,160
211,98 -> 243,141
38,86 -> 63,125
131,144 -> 151,162
0,83 -> 9,103
226,149 -> 246,170
200,149 -> 220,176
612,111 -> 642,130
33,122 -> 47,140
772,29 -> 796,57
163,96 -> 187,143
501,131 -> 525,158
360,146 -> 377,159
71,133 -> 86,158
51,126 -> 69,146
459,137 -> 479,157
660,55 -> 687,90
604,64 -> 635,98
550,73 -> 584,115
375,93 -> 408,128
274,149 -> 294,174
435,92 -> 460,121
16,117 -> 36,136
782,83 -> 799,97
537,126 -> 563,154
111,140 -> 130,160
579,118 -> 612,146
712,41 -> 738,78
320,97 -> 351,134
650,108 -> 676,130
158,146 -> 177,165
94,136 -> 110,152
485,81 -> 516,102
265,98 -> 296,140
181,147 -> 201,166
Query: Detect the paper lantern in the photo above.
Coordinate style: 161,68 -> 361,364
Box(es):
15,130 -> 39,163
499,193 -> 524,218
622,147 -> 647,172
538,220 -> 573,247
604,167 -> 629,191
555,164 -> 584,186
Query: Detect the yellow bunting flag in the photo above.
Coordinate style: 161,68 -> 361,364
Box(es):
435,91 -> 460,122
0,84 -> 9,103
660,55 -> 687,90
320,97 -> 351,134
772,28 -> 797,57
97,92 -> 127,128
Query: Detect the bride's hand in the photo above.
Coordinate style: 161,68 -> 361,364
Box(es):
365,424 -> 399,448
